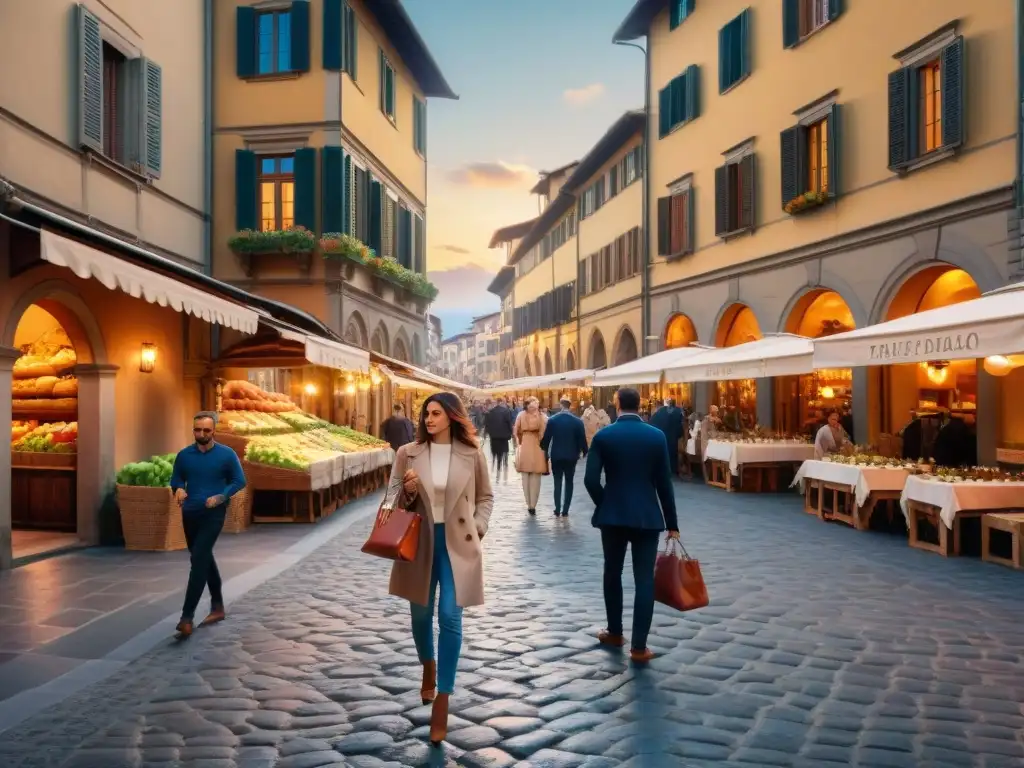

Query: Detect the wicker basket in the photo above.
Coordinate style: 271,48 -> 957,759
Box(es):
116,484 -> 187,551
243,460 -> 313,491
223,486 -> 252,533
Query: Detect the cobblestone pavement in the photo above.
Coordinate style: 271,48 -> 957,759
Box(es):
2,465 -> 1024,767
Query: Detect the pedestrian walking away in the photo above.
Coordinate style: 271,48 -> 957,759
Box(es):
381,403 -> 415,452
584,387 -> 679,664
385,392 -> 494,747
513,396 -> 548,515
483,394 -> 515,481
582,400 -> 610,447
541,396 -> 588,517
170,411 -> 247,639
650,397 -> 685,477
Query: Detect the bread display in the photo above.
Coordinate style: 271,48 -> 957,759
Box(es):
221,379 -> 298,412
12,326 -> 79,414
52,376 -> 78,398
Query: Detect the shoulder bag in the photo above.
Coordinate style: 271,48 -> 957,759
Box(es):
361,471 -> 421,561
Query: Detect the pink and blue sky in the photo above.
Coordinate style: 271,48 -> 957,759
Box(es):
405,0 -> 643,337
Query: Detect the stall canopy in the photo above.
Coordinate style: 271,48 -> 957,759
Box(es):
370,351 -> 478,392
263,318 -> 369,373
592,346 -> 710,387
40,229 -> 260,333
665,334 -> 814,382
490,368 -> 596,391
812,281 -> 1024,368
377,365 -> 439,392
214,318 -> 368,373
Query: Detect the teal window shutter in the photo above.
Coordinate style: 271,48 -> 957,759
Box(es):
717,24 -> 728,93
782,0 -> 799,49
658,86 -> 671,137
887,67 -> 912,169
293,147 -> 317,231
236,7 -> 256,77
828,0 -> 843,21
940,37 -> 964,149
413,97 -> 427,154
77,4 -> 103,152
323,0 -> 341,70
669,75 -> 685,126
401,208 -> 414,269
234,150 -> 258,231
685,64 -> 700,121
140,59 -> 162,178
685,188 -> 695,253
290,0 -> 311,72
342,155 -> 353,234
413,214 -> 425,273
826,103 -> 840,198
738,10 -> 750,80
719,10 -> 749,93
368,179 -> 382,255
779,125 -> 803,207
670,0 -> 695,30
342,3 -> 357,77
321,146 -> 344,233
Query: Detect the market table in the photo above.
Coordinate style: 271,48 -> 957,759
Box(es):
791,460 -> 910,530
704,439 -> 816,492
900,475 -> 1024,556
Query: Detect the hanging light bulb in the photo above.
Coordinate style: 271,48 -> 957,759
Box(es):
926,366 -> 948,385
984,355 -> 1013,377
820,385 -> 835,399
358,378 -> 371,391
370,370 -> 382,386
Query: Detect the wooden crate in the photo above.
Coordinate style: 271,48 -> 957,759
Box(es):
906,500 -> 986,557
981,511 -> 1024,569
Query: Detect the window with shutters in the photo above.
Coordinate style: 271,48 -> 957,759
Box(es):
714,145 -> 755,237
379,51 -> 396,122
888,28 -> 964,172
413,97 -> 427,155
658,66 -> 700,137
257,10 -> 292,75
800,0 -> 829,37
101,43 -> 126,163
718,10 -> 750,94
780,97 -> 839,214
342,2 -> 357,78
670,0 -> 695,31
258,156 -> 295,231
783,0 -> 841,48
807,118 -> 828,194
382,196 -> 395,259
657,181 -> 694,259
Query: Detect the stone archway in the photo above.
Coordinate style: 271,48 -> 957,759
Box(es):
612,326 -> 638,367
370,322 -> 390,355
714,303 -> 762,347
411,333 -> 423,365
543,349 -> 553,375
588,331 -> 607,369
566,348 -> 577,372
533,353 -> 542,377
523,354 -> 532,376
664,313 -> 698,350
343,311 -> 369,349
393,328 -> 411,363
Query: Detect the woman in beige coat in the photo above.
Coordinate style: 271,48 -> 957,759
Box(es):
388,392 -> 493,747
513,396 -> 548,515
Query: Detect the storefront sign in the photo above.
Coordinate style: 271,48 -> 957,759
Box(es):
704,365 -> 735,378
867,332 -> 980,362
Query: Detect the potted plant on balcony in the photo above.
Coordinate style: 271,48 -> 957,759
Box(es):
784,190 -> 830,216
228,226 -> 317,275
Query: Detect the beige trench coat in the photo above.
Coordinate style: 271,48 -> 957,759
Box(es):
513,411 -> 548,474
388,440 -> 494,608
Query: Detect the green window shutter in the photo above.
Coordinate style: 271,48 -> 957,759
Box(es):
685,188 -> 695,254
236,6 -> 256,78
344,3 -> 358,77
414,214 -> 424,273
685,64 -> 700,121
77,4 -> 103,152
323,0 -> 342,70
714,164 -> 729,236
140,59 -> 162,178
290,0 -> 311,72
401,207 -> 414,269
739,154 -> 755,230
940,37 -> 965,149
826,103 -> 840,198
717,25 -> 728,93
887,67 -> 912,169
342,154 -> 353,235
658,86 -> 671,137
293,147 -> 317,231
234,149 -> 258,231
828,0 -> 843,21
782,0 -> 799,49
368,179 -> 382,255
669,76 -> 685,126
738,10 -> 751,80
656,196 -> 671,255
321,146 -> 344,233
780,125 -> 802,208
378,51 -> 385,111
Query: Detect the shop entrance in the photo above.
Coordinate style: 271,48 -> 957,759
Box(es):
713,304 -> 760,431
9,303 -> 81,560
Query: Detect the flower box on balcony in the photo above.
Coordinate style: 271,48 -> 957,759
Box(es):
228,227 -> 317,276
321,234 -> 439,306
784,190 -> 830,216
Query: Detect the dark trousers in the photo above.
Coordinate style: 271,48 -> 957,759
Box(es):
600,526 -> 661,650
551,459 -> 577,513
491,438 -> 510,471
181,510 -> 226,620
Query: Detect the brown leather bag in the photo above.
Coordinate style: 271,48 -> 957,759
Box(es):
361,476 -> 421,561
654,538 -> 709,612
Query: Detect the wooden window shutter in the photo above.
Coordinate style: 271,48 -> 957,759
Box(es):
739,154 -> 756,231
685,190 -> 695,254
738,10 -> 751,80
343,3 -> 358,77
670,194 -> 686,255
779,125 -> 803,208
343,155 -> 354,235
658,85 -> 671,137
77,5 -> 103,152
323,0 -> 342,71
657,196 -> 671,255
140,59 -> 162,178
941,37 -> 965,149
321,146 -> 344,233
235,6 -> 256,78
381,196 -> 395,258
826,103 -> 840,199
887,67 -> 912,169
414,214 -> 425,272
234,149 -> 258,231
368,179 -> 383,255
782,0 -> 800,49
293,147 -> 317,231
685,65 -> 700,122
290,0 -> 311,72
401,207 -> 414,269
714,164 -> 730,236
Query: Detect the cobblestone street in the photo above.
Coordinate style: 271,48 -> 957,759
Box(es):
2,464 -> 1024,767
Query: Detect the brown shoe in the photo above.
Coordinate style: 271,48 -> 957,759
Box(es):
630,647 -> 655,663
200,608 -> 226,627
429,692 -> 449,746
175,620 -> 193,639
420,660 -> 437,705
597,630 -> 626,647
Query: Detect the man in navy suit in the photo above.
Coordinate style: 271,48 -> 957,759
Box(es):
584,387 -> 679,663
541,397 -> 589,517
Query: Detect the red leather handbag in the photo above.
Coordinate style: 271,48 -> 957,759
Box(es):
361,476 -> 421,562
654,538 -> 709,612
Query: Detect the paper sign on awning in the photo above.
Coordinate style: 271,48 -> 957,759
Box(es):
665,335 -> 814,382
40,230 -> 260,333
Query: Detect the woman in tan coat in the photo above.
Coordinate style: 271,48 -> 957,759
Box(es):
513,396 -> 548,515
388,392 -> 493,747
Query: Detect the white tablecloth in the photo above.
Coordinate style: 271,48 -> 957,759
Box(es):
900,474 -> 1024,529
791,460 -> 910,508
705,440 -> 816,476
686,438 -> 697,456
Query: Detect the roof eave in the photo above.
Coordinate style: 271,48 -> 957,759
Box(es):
368,0 -> 458,100
612,0 -> 663,42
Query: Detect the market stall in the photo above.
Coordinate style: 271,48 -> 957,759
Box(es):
703,435 -> 815,492
792,456 -> 912,530
487,368 -> 595,412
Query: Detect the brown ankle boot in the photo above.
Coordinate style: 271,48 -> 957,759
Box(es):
420,660 -> 436,705
429,692 -> 449,745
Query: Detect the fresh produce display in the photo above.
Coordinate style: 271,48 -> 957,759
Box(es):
116,453 -> 177,487
218,410 -> 292,436
277,412 -> 322,432
246,439 -> 311,471
12,326 -> 79,415
320,423 -> 388,448
221,379 -> 298,412
12,421 -> 77,453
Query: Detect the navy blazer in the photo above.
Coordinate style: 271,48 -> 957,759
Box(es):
541,411 -> 588,463
584,413 -> 679,531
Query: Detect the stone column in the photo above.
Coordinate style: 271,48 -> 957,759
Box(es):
694,381 -> 713,416
75,364 -> 119,546
0,347 -> 20,570
756,378 -> 774,429
852,367 -> 870,446
976,363 -> 998,466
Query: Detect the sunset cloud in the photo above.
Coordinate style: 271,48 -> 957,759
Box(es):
438,244 -> 471,254
563,82 -> 606,107
446,161 -> 538,189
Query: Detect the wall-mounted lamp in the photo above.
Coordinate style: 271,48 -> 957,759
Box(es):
303,382 -> 318,396
345,383 -> 356,395
139,342 -> 157,373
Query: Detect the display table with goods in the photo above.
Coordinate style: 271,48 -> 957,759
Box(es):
114,454 -> 251,550
704,434 -> 816,493
10,420 -> 78,531
899,470 -> 1024,557
791,456 -> 913,530
216,380 -> 393,524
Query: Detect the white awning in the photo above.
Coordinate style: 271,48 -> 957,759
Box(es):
264,318 -> 369,373
40,229 -> 259,333
378,365 -> 439,391
593,347 -> 710,386
665,335 -> 815,382
812,282 -> 1024,368
523,368 -> 595,389
372,352 -> 477,391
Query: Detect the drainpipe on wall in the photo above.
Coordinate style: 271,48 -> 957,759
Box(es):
552,239 -> 560,372
1017,0 -> 1024,276
203,0 -> 214,277
575,204 -> 582,374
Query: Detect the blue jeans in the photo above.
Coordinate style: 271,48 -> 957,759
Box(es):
180,509 -> 225,621
410,523 -> 463,694
551,459 -> 577,513
600,526 -> 661,650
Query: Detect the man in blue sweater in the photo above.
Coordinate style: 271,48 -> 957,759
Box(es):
171,412 -> 246,638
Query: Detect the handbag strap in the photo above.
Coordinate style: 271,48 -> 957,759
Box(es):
661,537 -> 692,560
